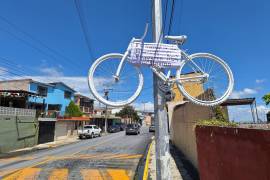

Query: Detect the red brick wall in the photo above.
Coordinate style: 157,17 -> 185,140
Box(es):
195,126 -> 270,180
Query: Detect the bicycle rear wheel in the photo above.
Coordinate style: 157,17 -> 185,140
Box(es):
176,53 -> 234,106
88,53 -> 144,107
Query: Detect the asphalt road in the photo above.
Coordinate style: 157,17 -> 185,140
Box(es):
0,125 -> 153,180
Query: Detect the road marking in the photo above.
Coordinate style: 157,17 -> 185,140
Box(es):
49,168 -> 68,180
72,135 -> 123,156
0,156 -> 34,164
119,154 -> 143,159
143,141 -> 153,180
81,169 -> 103,180
107,169 -> 130,180
101,154 -> 130,160
3,168 -> 41,180
1,156 -> 52,178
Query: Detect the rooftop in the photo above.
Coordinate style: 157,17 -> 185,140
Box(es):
220,98 -> 256,106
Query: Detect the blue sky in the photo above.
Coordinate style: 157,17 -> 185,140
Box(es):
0,0 -> 269,121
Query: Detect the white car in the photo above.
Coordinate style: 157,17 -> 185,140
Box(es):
78,125 -> 102,139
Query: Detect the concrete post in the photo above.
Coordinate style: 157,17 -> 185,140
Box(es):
152,0 -> 171,179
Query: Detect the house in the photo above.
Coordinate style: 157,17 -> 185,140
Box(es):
0,79 -> 76,144
74,93 -> 94,115
0,79 -> 76,117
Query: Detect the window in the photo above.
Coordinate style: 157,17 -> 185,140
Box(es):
37,86 -> 47,97
64,91 -> 72,99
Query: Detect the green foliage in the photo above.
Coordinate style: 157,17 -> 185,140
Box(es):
262,93 -> 270,105
65,101 -> 83,117
115,105 -> 140,122
197,119 -> 238,127
196,105 -> 237,127
213,106 -> 227,121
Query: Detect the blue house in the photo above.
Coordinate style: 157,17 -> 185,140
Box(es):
0,79 -> 76,116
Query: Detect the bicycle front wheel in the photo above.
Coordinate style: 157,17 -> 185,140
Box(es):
176,53 -> 234,106
88,53 -> 144,107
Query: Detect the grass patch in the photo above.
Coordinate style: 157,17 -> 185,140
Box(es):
197,119 -> 238,127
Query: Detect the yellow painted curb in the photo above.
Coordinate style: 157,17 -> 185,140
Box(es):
143,141 -> 153,180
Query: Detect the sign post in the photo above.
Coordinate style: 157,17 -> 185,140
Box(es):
152,0 -> 171,179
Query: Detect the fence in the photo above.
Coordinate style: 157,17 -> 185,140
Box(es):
0,106 -> 36,117
0,106 -> 37,153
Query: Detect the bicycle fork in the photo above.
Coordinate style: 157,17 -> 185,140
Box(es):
113,51 -> 129,82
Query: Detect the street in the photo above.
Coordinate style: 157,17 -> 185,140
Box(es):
0,125 -> 152,180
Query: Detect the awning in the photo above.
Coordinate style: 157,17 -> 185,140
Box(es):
57,117 -> 90,121
220,98 -> 255,106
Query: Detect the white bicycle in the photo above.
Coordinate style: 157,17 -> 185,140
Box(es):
88,25 -> 234,107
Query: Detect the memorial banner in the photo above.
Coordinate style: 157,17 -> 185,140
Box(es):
127,42 -> 182,68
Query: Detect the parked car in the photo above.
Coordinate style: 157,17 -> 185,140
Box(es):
126,124 -> 140,135
149,124 -> 155,132
108,125 -> 121,133
118,123 -> 126,131
78,125 -> 101,139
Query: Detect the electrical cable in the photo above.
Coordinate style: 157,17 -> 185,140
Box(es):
167,0 -> 175,36
0,15 -> 84,72
73,0 -> 95,61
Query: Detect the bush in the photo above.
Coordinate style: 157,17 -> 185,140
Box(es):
197,119 -> 238,127
196,105 -> 237,127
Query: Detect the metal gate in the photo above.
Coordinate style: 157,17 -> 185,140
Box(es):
38,121 -> 55,144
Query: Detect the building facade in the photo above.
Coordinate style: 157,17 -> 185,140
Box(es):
0,79 -> 76,117
74,94 -> 94,115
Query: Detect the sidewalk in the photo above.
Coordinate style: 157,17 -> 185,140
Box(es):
148,141 -> 193,180
0,136 -> 80,159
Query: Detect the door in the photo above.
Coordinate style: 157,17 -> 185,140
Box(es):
38,121 -> 55,144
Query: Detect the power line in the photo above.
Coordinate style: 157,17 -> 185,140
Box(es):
73,0 -> 95,60
0,56 -> 51,83
0,16 -> 83,72
176,0 -> 184,34
167,0 -> 175,35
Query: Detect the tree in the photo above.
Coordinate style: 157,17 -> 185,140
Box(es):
213,106 -> 228,122
262,93 -> 270,105
115,105 -> 140,123
65,101 -> 83,117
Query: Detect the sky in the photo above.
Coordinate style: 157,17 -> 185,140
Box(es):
0,0 -> 269,122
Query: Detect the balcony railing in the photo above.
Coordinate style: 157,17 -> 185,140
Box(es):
80,106 -> 93,114
38,110 -> 62,118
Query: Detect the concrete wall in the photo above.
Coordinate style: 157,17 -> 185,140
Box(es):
0,79 -> 29,91
169,102 -> 212,168
196,126 -> 270,180
144,115 -> 152,125
0,115 -> 38,153
54,121 -> 77,140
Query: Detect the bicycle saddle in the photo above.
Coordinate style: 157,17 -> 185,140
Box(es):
164,35 -> 187,44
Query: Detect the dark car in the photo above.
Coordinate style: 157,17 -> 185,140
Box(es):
108,125 -> 121,133
126,124 -> 140,135
116,123 -> 126,131
149,124 -> 155,132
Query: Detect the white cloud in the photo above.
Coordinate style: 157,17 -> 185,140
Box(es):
0,67 -> 8,76
228,104 -> 270,122
28,76 -> 90,96
40,67 -> 64,77
133,101 -> 154,112
230,88 -> 257,99
255,79 -> 266,84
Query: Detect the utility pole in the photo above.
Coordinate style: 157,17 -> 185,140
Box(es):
104,88 -> 112,133
152,0 -> 171,180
